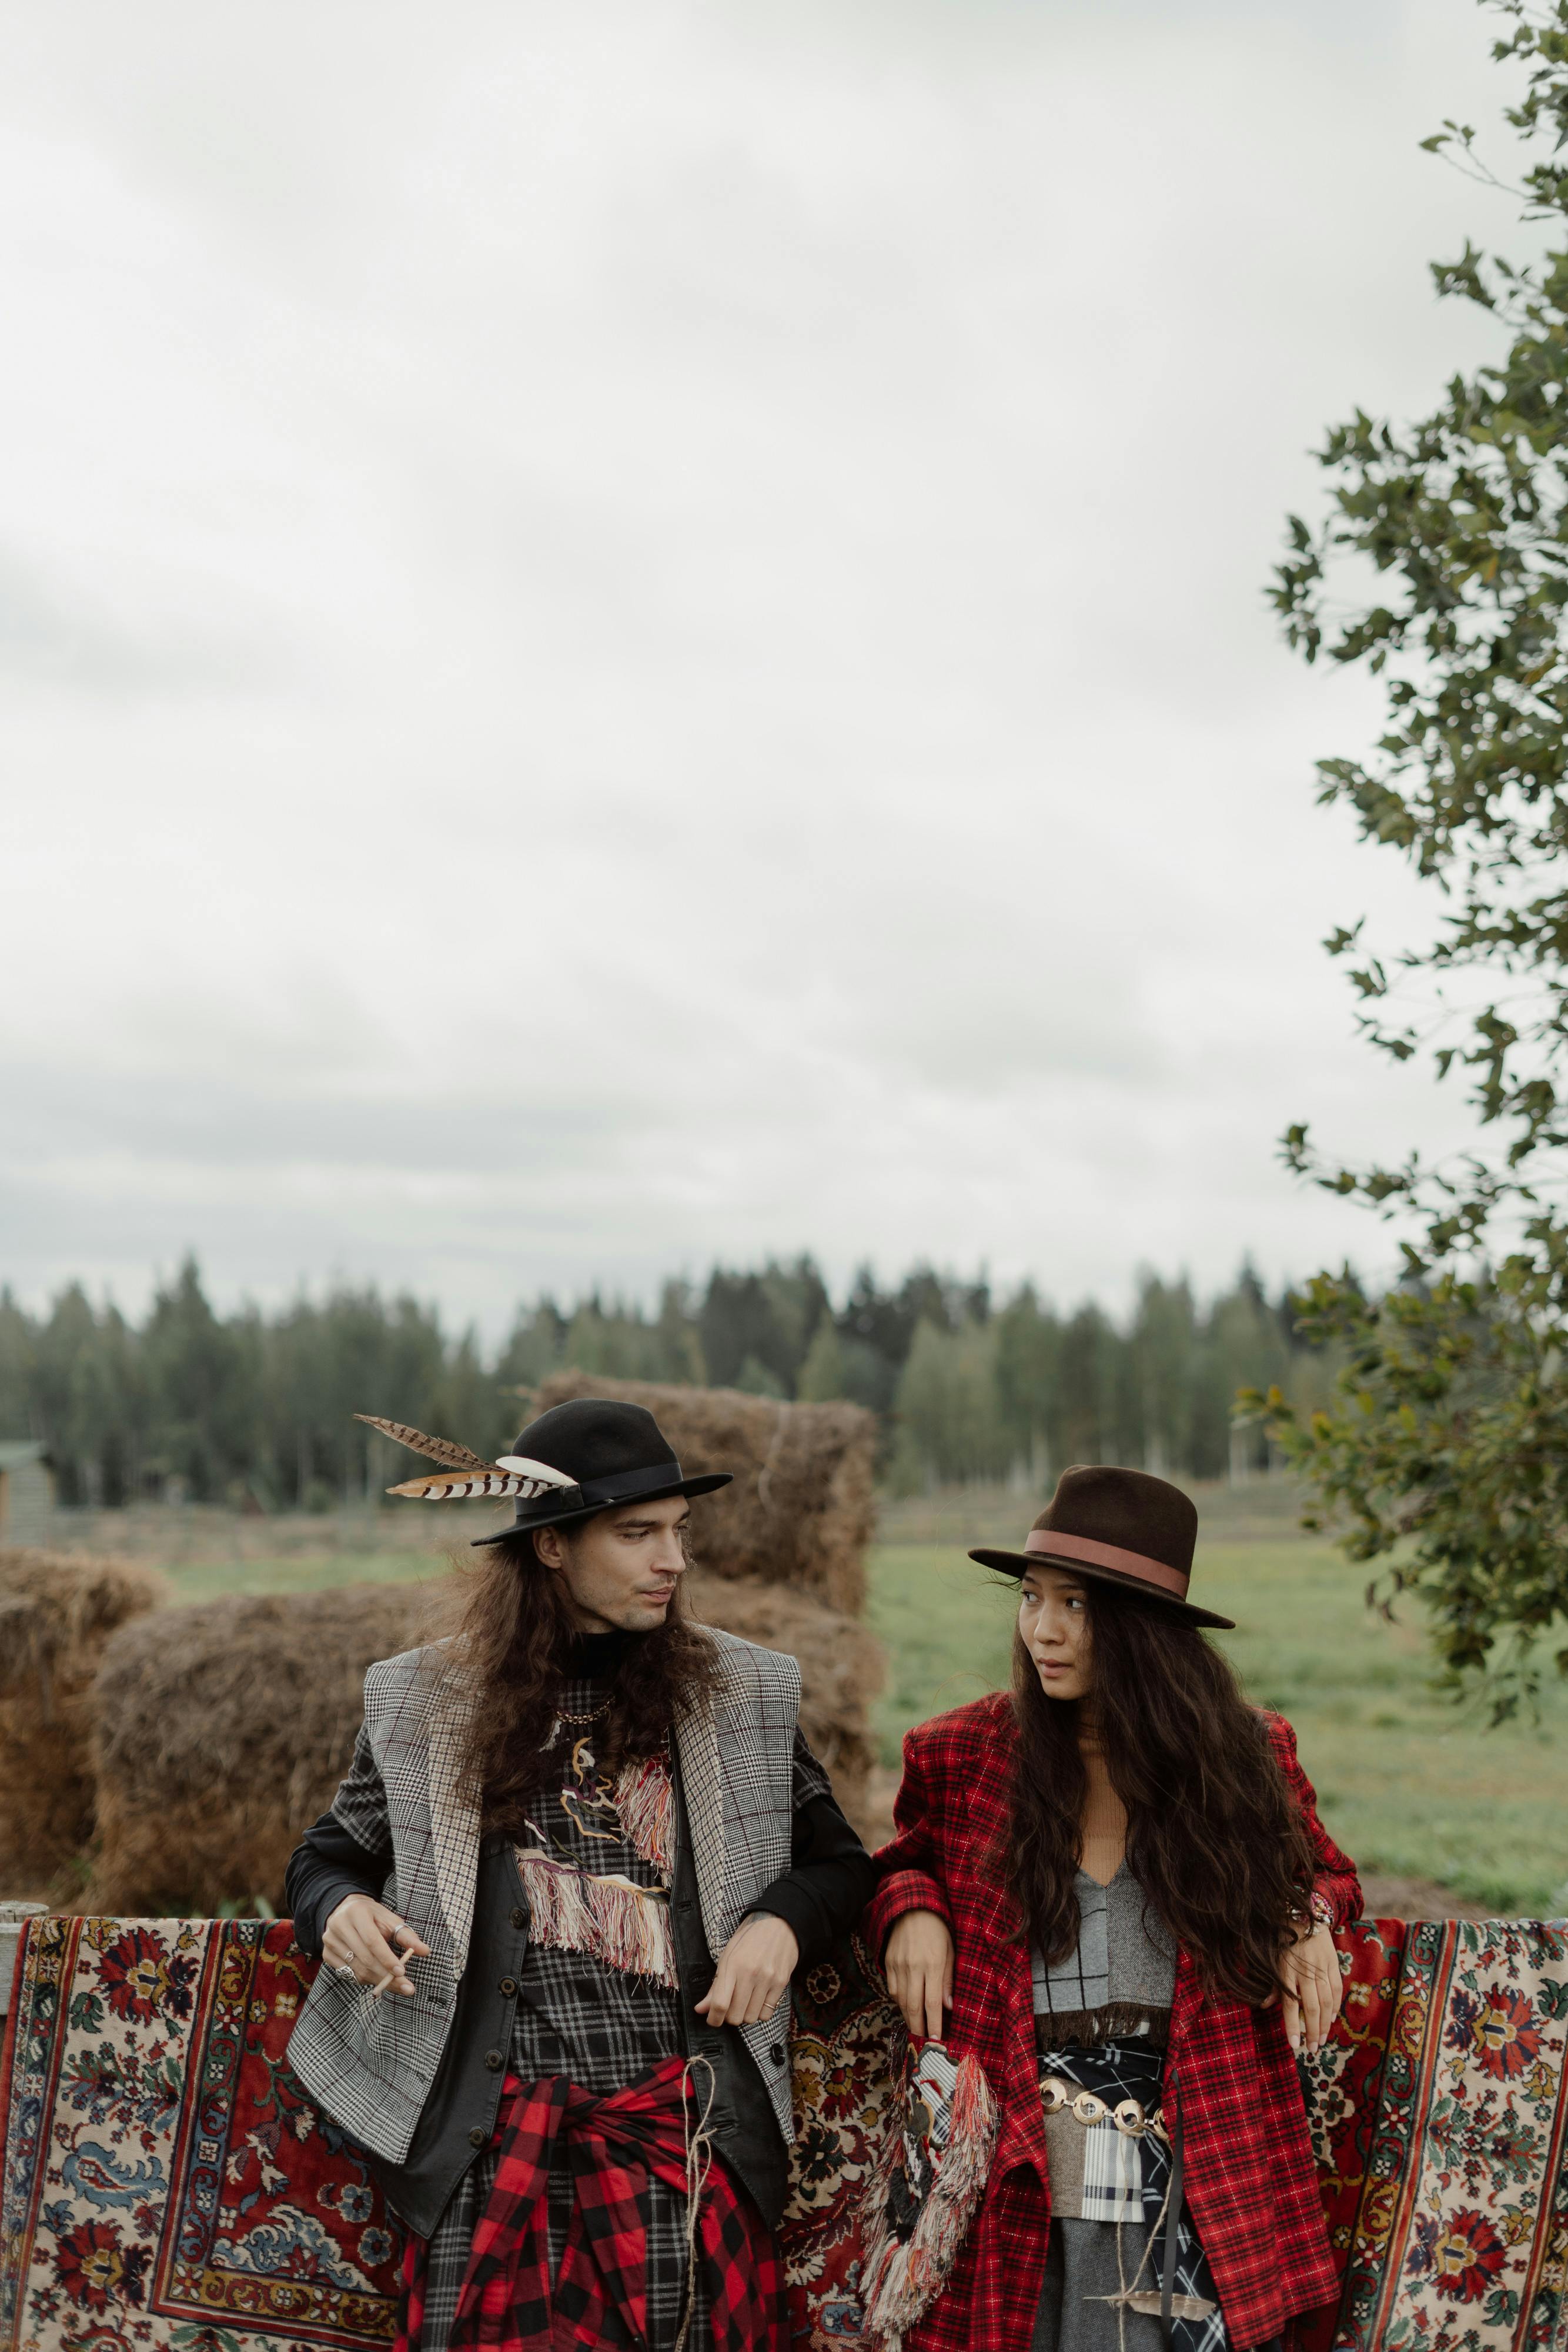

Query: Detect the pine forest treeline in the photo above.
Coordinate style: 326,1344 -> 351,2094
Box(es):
0,1255 -> 1338,1509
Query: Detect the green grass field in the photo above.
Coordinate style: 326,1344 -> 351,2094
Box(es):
867,1541 -> 1568,1916
147,1530 -> 1568,1917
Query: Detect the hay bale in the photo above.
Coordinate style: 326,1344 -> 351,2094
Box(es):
686,1569 -> 884,1838
0,1549 -> 168,1899
531,1374 -> 877,1616
85,1569 -> 884,1913
85,1581 -> 439,1916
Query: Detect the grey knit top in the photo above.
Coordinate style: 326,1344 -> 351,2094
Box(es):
1031,1863 -> 1176,2050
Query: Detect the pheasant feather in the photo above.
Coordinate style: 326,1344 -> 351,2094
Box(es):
354,1415 -> 494,1474
387,1463 -> 577,1503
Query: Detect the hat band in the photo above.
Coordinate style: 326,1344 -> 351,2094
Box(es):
577,1461 -> 686,1505
1023,1528 -> 1191,1599
512,1458 -> 688,1519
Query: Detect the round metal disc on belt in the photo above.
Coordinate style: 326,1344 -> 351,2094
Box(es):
1113,2097 -> 1145,2136
1041,2077 -> 1069,2112
1071,2090 -> 1107,2125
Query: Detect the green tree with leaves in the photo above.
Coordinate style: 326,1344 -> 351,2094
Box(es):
1259,0 -> 1568,1706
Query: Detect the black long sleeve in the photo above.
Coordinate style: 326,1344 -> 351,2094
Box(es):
744,1733 -> 876,1965
284,1810 -> 391,1957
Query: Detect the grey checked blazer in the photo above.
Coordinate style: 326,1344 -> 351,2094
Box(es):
287,1629 -> 802,2166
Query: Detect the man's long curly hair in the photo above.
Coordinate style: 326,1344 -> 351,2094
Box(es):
437,1525 -> 721,1840
1004,1575 -> 1316,2004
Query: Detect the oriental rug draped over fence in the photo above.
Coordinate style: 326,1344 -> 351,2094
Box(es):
2,1916 -> 1567,2352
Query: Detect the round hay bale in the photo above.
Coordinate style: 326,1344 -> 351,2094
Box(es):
85,1567 -> 883,1913
85,1581 -> 442,1916
0,1548 -> 168,1899
530,1374 -> 877,1616
684,1569 -> 883,1839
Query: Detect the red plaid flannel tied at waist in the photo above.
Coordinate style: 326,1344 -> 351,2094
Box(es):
399,2056 -> 781,2352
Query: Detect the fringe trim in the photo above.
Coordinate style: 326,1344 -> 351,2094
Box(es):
615,1755 -> 674,1875
860,2047 -> 1000,2352
513,1850 -> 678,1987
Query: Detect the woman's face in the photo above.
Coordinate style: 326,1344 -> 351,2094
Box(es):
1017,1564 -> 1094,1701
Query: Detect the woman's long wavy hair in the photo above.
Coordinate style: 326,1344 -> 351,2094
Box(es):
1004,1575 -> 1316,2004
436,1526 -> 720,1839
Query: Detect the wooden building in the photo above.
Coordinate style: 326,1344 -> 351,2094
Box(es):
0,1443 -> 54,1546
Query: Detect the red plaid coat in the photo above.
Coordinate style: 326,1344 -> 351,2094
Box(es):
863,1698 -> 1361,2352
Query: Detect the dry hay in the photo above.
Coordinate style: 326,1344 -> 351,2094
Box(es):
530,1374 -> 877,1616
685,1569 -> 884,1837
85,1566 -> 883,1913
0,1549 -> 168,1899
85,1581 -> 442,1916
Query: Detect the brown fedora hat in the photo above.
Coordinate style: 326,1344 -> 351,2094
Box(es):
969,1464 -> 1234,1630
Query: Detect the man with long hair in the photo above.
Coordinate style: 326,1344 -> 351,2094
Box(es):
868,1466 -> 1360,2352
283,1398 -> 874,2352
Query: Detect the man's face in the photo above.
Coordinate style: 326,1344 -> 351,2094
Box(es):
534,1495 -> 691,1633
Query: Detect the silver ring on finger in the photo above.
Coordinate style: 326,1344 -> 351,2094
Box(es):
335,1961 -> 357,1983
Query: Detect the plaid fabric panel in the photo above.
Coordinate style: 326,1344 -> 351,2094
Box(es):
332,1720 -> 394,1849
289,1646 -> 470,2161
676,1631 -> 801,2140
1077,2118 -> 1142,2224
409,2063 -> 779,2352
788,1730 -> 831,1810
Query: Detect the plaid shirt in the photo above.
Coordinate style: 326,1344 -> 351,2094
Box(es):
397,2059 -> 781,2352
864,1699 -> 1362,2352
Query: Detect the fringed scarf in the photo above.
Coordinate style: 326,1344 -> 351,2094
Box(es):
513,1750 -> 680,1989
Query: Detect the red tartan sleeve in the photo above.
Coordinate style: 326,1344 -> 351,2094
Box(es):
1263,1710 -> 1363,1927
863,1729 -> 952,1955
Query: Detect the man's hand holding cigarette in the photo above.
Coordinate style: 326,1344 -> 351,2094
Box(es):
322,1893 -> 432,1997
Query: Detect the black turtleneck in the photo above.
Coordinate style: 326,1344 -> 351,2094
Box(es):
564,1627 -> 633,1677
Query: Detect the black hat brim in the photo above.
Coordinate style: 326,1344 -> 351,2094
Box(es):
470,1470 -> 732,1547
968,1545 -> 1235,1631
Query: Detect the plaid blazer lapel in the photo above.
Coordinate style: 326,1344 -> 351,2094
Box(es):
424,1671 -> 482,1975
672,1681 -> 730,1959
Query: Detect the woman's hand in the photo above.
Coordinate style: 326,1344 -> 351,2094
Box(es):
696,1913 -> 800,2026
323,1894 -> 430,1997
1274,1920 -> 1343,2053
885,1908 -> 954,2042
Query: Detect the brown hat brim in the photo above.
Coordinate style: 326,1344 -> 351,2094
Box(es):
968,1544 -> 1235,1631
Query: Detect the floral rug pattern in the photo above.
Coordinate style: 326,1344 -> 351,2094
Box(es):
0,1918 -> 402,2352
779,1936 -> 906,2349
6,1917 -> 1568,2352
1305,1919 -> 1568,2352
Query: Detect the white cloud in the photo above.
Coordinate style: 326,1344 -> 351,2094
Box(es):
0,0 -> 1526,1328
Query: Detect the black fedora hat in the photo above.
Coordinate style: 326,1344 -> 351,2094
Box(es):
469,1398 -> 731,1548
969,1464 -> 1233,1630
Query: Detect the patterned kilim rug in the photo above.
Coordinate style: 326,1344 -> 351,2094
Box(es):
1295,1919 -> 1568,2352
1,1917 -> 403,2352
4,1916 -> 1568,2352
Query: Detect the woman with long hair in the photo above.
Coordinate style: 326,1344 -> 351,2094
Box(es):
866,1465 -> 1359,2352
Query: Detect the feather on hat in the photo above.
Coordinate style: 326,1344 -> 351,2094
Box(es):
355,1414 -> 579,1504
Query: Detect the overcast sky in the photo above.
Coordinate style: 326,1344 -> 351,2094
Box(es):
0,0 -> 1530,1334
